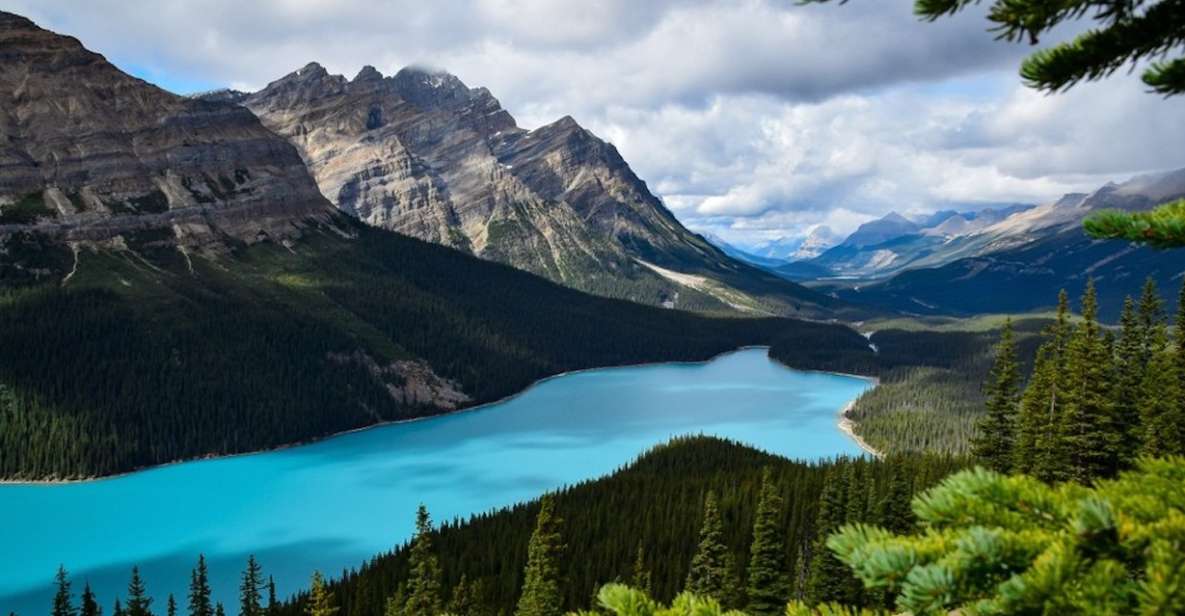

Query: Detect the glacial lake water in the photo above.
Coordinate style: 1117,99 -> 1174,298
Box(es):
0,348 -> 872,614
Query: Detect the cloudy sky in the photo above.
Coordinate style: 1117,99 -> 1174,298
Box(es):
13,0 -> 1185,246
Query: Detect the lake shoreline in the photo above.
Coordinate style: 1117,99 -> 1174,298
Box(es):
3,344 -> 825,486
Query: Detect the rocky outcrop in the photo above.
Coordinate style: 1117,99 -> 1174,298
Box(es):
0,12 -> 338,251
235,63 -> 847,317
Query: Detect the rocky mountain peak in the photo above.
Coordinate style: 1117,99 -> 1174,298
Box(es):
353,65 -> 383,82
0,12 -> 336,256
391,66 -> 473,107
0,10 -> 36,29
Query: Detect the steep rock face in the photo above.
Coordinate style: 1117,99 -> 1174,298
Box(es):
238,64 -> 848,317
0,12 -> 336,250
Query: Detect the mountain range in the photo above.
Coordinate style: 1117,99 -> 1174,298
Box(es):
822,170 -> 1185,319
195,64 -> 848,318
0,11 -> 869,479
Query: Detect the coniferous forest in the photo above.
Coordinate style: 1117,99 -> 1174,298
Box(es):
32,281 -> 1185,616
0,222 -> 874,480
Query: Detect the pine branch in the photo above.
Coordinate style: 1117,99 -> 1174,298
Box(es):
1083,199 -> 1185,248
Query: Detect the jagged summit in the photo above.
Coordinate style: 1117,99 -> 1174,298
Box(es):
353,65 -> 383,82
234,61 -> 849,317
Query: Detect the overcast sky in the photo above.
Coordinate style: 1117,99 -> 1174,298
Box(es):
12,0 -> 1185,246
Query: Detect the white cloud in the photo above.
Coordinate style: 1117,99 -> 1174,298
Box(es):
7,0 -> 1183,247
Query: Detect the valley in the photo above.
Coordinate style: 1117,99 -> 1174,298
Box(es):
2,5 -> 1184,616
0,349 -> 873,615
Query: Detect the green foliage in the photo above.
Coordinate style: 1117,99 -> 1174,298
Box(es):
569,584 -> 748,616
773,322 -> 1046,456
984,281 -> 1185,482
685,491 -> 737,604
826,457 -> 1185,615
307,572 -> 338,616
189,556 -> 213,616
746,469 -> 791,616
54,566 -> 77,616
517,495 -> 566,616
0,223 -> 869,479
240,557 -> 265,616
126,567 -> 154,616
396,506 -> 444,616
971,319 -> 1020,472
807,0 -> 1185,96
80,583 -> 100,616
270,437 -> 960,616
1086,199 -> 1185,248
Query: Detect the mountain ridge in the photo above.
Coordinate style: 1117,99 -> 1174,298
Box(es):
220,63 -> 855,318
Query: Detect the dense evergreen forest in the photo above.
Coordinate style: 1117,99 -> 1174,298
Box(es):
0,222 -> 873,480
37,437 -> 965,616
771,317 -> 1047,455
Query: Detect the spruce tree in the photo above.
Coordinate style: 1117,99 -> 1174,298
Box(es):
239,557 -> 263,616
266,578 -> 276,616
214,604 -> 225,616
125,567 -> 153,616
113,599 -> 124,616
1140,323 -> 1184,457
806,467 -> 850,605
81,583 -> 101,616
447,576 -> 482,616
306,572 -> 338,616
972,318 -> 1021,472
188,555 -> 213,616
746,468 -> 790,616
516,495 -> 565,616
1110,296 -> 1146,468
167,596 -> 176,616
1013,344 -> 1057,478
1057,281 -> 1119,481
53,566 -> 76,616
630,546 -> 652,596
402,504 -> 443,616
684,491 -> 735,603
876,468 -> 913,534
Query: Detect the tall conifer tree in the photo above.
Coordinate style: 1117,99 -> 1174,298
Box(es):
239,557 -> 263,616
746,468 -> 790,616
1014,345 -> 1057,478
685,490 -> 736,604
306,572 -> 338,616
402,505 -> 443,616
1111,296 -> 1146,468
125,567 -> 153,616
1141,323 -> 1184,456
806,468 -> 850,605
1058,281 -> 1119,481
188,556 -> 213,616
53,566 -> 76,616
81,583 -> 101,616
516,495 -> 565,616
973,318 -> 1021,471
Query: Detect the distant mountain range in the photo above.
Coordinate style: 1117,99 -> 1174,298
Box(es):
198,64 -> 851,318
824,170 -> 1185,320
802,204 -> 1035,280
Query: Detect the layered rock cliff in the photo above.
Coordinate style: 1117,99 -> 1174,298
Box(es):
236,63 -> 848,317
0,12 -> 337,253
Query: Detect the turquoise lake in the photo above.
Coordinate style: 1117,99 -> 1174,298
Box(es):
0,348 -> 872,614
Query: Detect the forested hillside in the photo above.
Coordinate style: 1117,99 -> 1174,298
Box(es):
0,221 -> 873,480
770,317 -> 1045,455
41,437 -> 964,616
